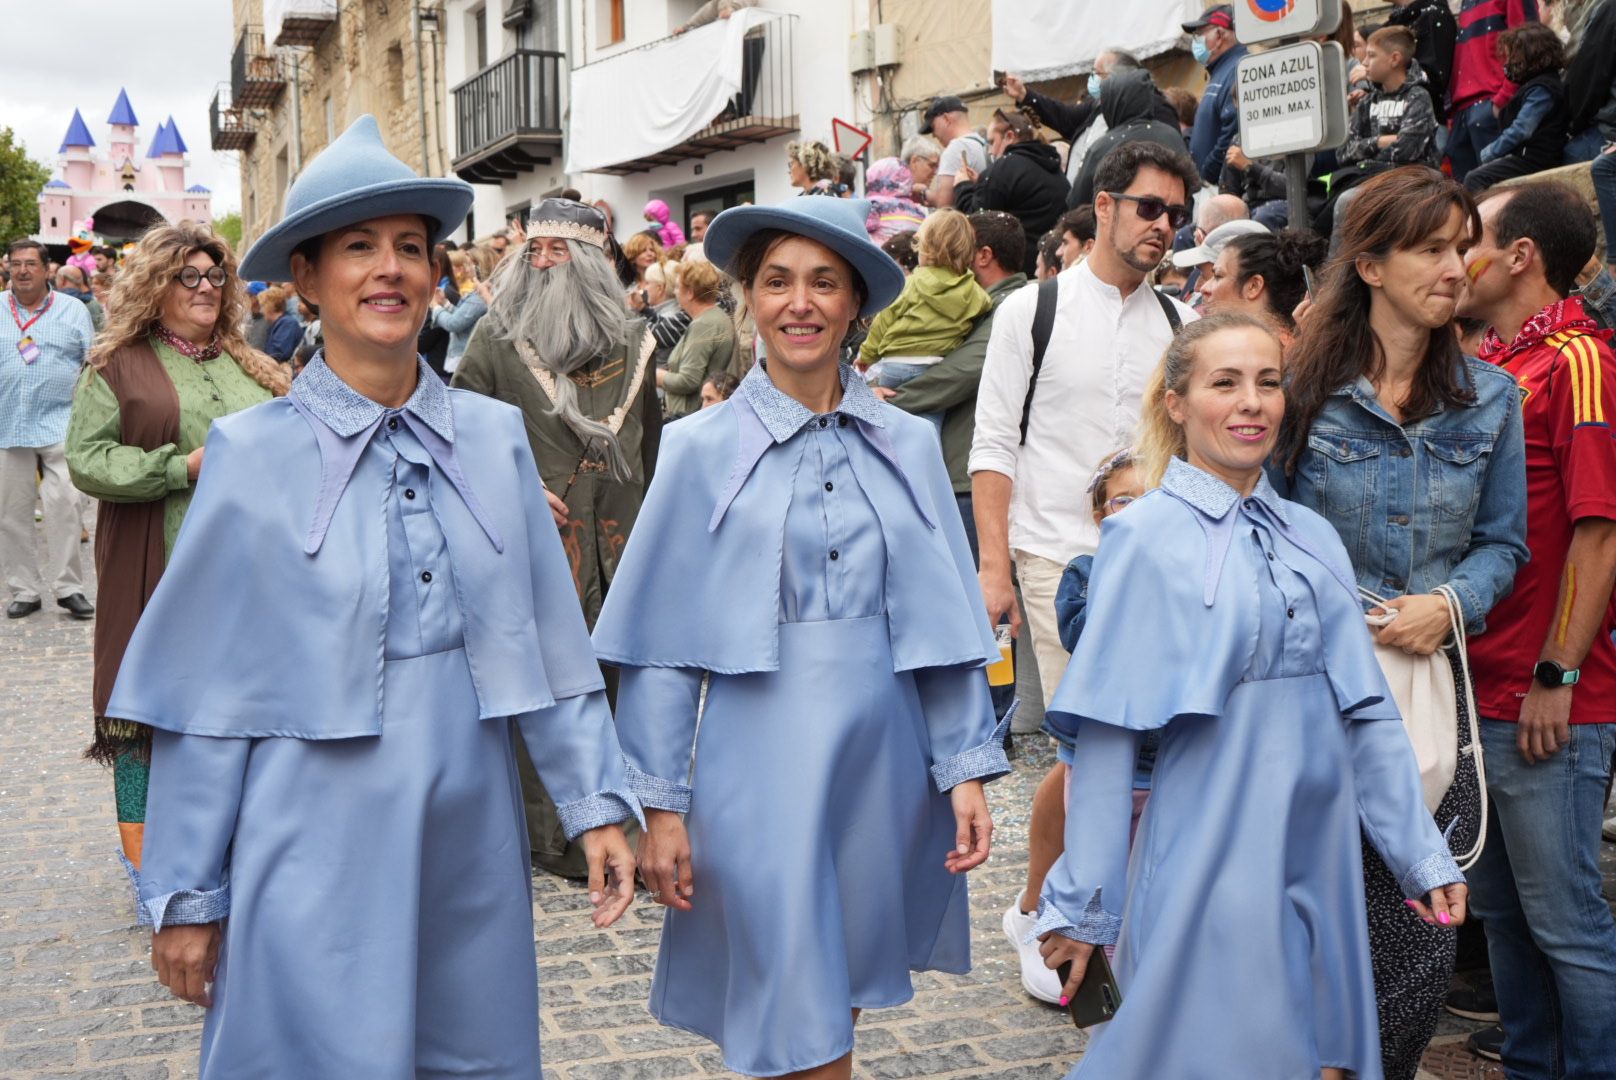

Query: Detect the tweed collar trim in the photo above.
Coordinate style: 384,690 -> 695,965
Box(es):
738,360 -> 886,444
292,353 -> 454,443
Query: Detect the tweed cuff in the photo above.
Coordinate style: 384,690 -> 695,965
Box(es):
1399,850 -> 1464,902
624,763 -> 693,814
930,707 -> 1014,793
1031,890 -> 1122,946
120,852 -> 229,933
555,789 -> 644,841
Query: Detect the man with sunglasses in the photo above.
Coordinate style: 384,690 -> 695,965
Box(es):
969,141 -> 1199,1005
0,239 -> 96,620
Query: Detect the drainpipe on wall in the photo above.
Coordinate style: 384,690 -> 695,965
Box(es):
414,1 -> 432,174
562,0 -> 574,186
290,54 -> 303,173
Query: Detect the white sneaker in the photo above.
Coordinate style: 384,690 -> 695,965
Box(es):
1603,815 -> 1616,843
1003,899 -> 1063,1005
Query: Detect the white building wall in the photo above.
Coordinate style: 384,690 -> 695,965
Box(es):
446,0 -> 866,243
566,0 -> 863,244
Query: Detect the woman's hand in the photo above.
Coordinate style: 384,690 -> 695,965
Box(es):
957,161 -> 978,184
1291,295 -> 1314,329
476,280 -> 494,302
186,447 -> 204,482
579,824 -> 636,928
1372,593 -> 1453,655
1038,933 -> 1096,1007
1002,73 -> 1028,103
1406,882 -> 1469,927
945,780 -> 992,873
544,489 -> 570,529
1225,144 -> 1251,170
637,809 -> 694,911
654,368 -> 668,388
152,923 -> 220,1007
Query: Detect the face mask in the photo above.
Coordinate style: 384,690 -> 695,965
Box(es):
1087,73 -> 1103,99
1192,35 -> 1212,66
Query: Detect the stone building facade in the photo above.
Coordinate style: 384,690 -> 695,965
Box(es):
221,0 -> 451,259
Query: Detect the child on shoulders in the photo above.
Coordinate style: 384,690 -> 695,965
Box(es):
858,209 -> 992,428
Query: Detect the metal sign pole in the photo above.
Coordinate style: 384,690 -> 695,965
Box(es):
1286,154 -> 1308,232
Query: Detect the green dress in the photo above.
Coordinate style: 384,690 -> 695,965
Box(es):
66,338 -> 273,856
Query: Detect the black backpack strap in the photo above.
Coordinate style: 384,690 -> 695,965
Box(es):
1153,287 -> 1183,334
1019,277 -> 1060,446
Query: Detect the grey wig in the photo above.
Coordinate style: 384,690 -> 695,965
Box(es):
485,240 -> 636,479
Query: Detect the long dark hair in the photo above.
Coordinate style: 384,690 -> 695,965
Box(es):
1277,167 -> 1480,473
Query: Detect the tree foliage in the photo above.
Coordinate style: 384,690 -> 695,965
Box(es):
0,128 -> 51,245
213,211 -> 242,250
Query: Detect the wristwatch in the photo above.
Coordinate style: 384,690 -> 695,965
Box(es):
1533,660 -> 1581,688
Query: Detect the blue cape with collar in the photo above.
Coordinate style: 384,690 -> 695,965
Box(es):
1045,457 -> 1400,735
105,357 -> 603,739
591,363 -> 998,673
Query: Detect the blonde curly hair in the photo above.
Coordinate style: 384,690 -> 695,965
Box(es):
786,139 -> 839,184
93,221 -> 289,396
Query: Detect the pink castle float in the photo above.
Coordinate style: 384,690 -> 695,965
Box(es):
36,89 -> 213,246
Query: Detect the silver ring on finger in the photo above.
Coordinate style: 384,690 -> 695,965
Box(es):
647,890 -> 662,898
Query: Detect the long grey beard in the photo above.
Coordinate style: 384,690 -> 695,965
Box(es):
489,247 -> 636,481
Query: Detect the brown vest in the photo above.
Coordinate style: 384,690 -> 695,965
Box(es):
88,341 -> 179,763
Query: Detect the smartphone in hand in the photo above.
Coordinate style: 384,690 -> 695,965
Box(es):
1057,950 -> 1124,1028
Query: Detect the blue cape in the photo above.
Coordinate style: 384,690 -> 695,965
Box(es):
106,388 -> 602,739
591,388 -> 998,674
1046,463 -> 1400,736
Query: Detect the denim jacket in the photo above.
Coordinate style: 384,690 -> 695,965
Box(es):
1269,357 -> 1528,633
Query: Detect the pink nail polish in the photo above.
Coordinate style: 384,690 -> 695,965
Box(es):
1059,996 -> 1069,1008
1438,912 -> 1450,925
1404,900 -> 1418,908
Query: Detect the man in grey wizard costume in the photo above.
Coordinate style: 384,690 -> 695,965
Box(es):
453,198 -> 659,877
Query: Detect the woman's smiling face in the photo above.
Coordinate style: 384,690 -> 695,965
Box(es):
742,235 -> 860,376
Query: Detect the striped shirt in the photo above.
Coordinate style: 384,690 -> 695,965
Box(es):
0,288 -> 95,448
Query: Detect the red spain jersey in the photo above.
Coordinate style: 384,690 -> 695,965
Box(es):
1471,297 -> 1616,723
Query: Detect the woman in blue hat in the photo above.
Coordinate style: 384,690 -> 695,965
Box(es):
105,116 -> 641,1079
592,197 -> 1008,1079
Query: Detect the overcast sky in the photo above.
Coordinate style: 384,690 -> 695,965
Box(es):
1,2 -> 241,215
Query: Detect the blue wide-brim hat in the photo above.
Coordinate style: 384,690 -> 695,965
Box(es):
239,115 -> 474,281
703,197 -> 905,317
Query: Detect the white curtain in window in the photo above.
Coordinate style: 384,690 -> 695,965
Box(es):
990,0 -> 1199,81
565,6 -> 778,174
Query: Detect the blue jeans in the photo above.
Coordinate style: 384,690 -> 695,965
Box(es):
1467,719 -> 1616,1080
869,360 -> 942,432
1449,99 -> 1503,183
1564,127 -> 1606,165
1592,152 -> 1616,270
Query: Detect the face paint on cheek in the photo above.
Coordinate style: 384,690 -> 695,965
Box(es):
1467,257 -> 1492,283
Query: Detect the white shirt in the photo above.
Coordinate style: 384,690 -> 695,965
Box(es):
969,260 -> 1197,564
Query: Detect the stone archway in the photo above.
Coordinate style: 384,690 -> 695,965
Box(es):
91,199 -> 166,243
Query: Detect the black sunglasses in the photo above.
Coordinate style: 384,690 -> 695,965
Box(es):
176,265 -> 228,289
1106,193 -> 1193,231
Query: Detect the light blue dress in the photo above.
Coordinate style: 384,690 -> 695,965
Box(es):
592,363 -> 1010,1078
1037,458 -> 1463,1080
108,357 -> 639,1079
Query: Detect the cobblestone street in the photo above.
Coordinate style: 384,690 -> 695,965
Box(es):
0,522 -> 1588,1080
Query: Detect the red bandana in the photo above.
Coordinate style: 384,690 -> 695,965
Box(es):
1478,297 -> 1601,366
152,322 -> 223,362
